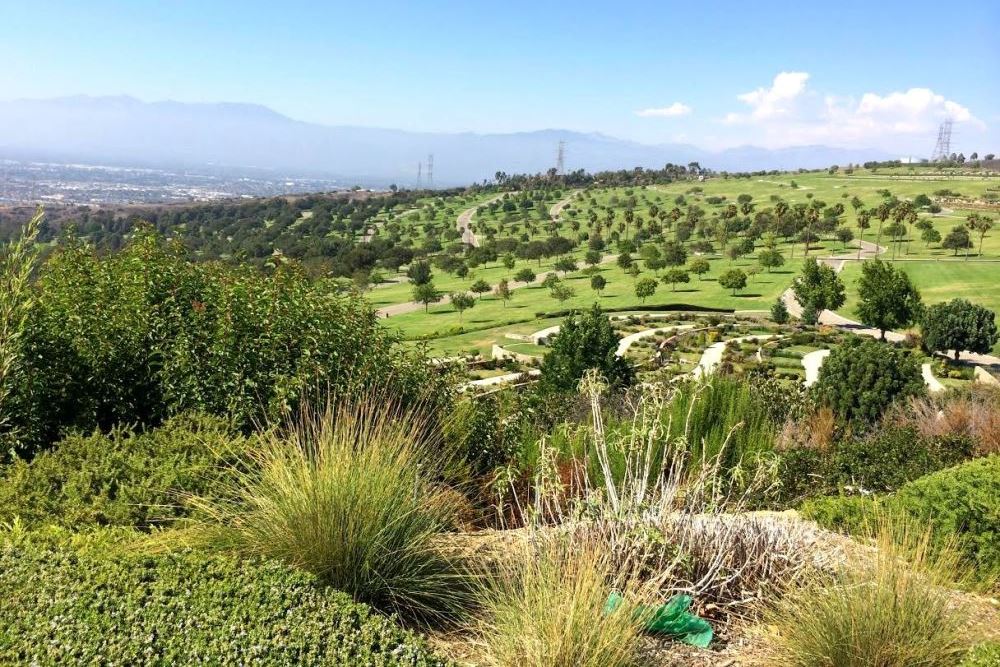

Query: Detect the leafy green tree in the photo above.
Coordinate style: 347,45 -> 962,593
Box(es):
661,268 -> 690,292
757,249 -> 785,273
501,253 -> 516,274
921,227 -> 941,247
688,257 -> 711,280
589,274 -> 607,297
584,249 -> 602,268
922,299 -> 999,361
718,268 -> 747,296
966,214 -> 994,258
541,272 -> 561,290
616,252 -> 634,270
792,258 -> 845,313
513,267 -> 536,284
634,277 -> 657,303
413,282 -> 442,312
537,305 -> 635,394
856,260 -> 923,339
494,279 -> 512,308
771,297 -> 790,324
406,260 -> 433,286
449,292 -> 475,323
470,279 -> 491,300
662,240 -> 688,267
553,256 -> 578,274
550,282 -> 576,305
812,337 -> 924,423
942,226 -> 973,256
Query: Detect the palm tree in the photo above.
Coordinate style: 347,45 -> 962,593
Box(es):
856,209 -> 871,260
873,203 -> 892,253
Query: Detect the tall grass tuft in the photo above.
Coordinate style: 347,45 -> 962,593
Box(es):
764,516 -> 975,667
475,535 -> 648,667
0,207 -> 42,446
188,395 -> 473,625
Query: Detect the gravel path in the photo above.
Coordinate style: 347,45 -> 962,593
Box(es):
548,190 -> 581,220
692,335 -> 776,379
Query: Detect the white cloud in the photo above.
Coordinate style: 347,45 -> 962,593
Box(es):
635,102 -> 691,118
728,71 -> 809,122
719,72 -> 982,150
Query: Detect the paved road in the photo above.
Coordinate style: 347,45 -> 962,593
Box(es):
457,194 -> 504,248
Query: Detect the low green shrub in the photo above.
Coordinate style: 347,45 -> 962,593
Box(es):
803,456 -> 1000,579
962,642 -> 1000,666
0,534 -> 447,666
0,413 -> 245,529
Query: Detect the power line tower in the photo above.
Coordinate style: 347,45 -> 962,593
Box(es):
416,162 -> 422,188
556,140 -> 565,175
426,154 -> 434,188
931,119 -> 953,162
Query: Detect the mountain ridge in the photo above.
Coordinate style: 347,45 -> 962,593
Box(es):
0,95 -> 892,185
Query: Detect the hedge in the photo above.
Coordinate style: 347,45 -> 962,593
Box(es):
0,534 -> 448,666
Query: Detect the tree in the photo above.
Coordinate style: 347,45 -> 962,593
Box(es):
942,226 -> 973,256
661,268 -> 690,292
812,337 -> 924,423
662,240 -> 688,267
494,279 -> 512,307
757,249 -> 785,273
835,226 -> 855,248
590,274 -> 607,297
922,299 -> 999,361
585,249 -> 602,269
718,269 -> 747,296
855,260 -> 923,339
645,257 -> 666,275
966,214 -> 994,258
412,282 -> 442,312
634,277 -> 657,303
921,227 -> 942,247
688,257 -> 711,280
470,279 -> 492,300
626,264 -> 641,282
541,272 -> 561,290
550,282 -> 576,305
406,260 -> 433,286
771,297 -> 790,324
502,253 -> 516,274
514,267 -> 536,284
616,252 -> 634,270
537,305 -> 635,394
792,258 -> 845,313
449,291 -> 476,322
554,256 -> 578,275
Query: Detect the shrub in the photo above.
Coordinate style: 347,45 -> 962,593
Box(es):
537,305 -> 635,395
188,397 -> 473,624
812,337 -> 924,423
0,534 -> 446,666
475,535 -> 646,667
9,228 -> 448,456
764,522 -> 972,667
0,413 -> 245,529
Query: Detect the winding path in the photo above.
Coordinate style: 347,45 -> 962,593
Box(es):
692,335 -> 777,379
457,194 -> 504,247
549,190 -> 581,220
802,349 -> 831,387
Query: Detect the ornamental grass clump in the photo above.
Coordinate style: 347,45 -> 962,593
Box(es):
189,395 -> 473,625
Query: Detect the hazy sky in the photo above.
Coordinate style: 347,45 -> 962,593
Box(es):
2,0 -> 997,155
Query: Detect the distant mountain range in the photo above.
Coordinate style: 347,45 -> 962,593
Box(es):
0,96 -> 892,186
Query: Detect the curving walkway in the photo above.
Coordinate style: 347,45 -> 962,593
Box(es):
615,324 -> 695,357
692,335 -> 777,379
461,369 -> 540,391
921,363 -> 946,393
549,189 -> 581,220
457,194 -> 504,248
801,349 -> 831,387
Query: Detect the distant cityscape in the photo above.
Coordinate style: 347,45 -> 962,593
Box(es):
0,159 -> 347,205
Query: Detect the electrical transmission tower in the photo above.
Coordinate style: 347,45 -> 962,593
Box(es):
556,140 -> 565,175
416,162 -> 422,188
931,119 -> 953,162
426,154 -> 434,188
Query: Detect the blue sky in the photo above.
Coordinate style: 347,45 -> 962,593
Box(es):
2,0 -> 997,155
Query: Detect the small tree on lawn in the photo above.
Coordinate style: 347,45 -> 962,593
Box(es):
590,274 -> 607,297
942,226 -> 973,256
718,268 -> 747,296
542,272 -> 561,290
514,267 -> 536,284
502,252 -> 516,274
856,259 -> 923,339
449,291 -> 476,323
412,282 -> 442,312
689,257 -> 711,280
627,263 -> 641,282
635,277 -> 657,303
661,268 -> 690,292
470,279 -> 492,300
494,279 -> 512,308
585,249 -> 602,269
617,252 -> 634,270
407,260 -> 433,286
757,249 -> 785,273
554,256 -> 578,275
550,282 -> 576,305
662,240 -> 688,267
792,257 -> 845,314
922,299 -> 999,361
